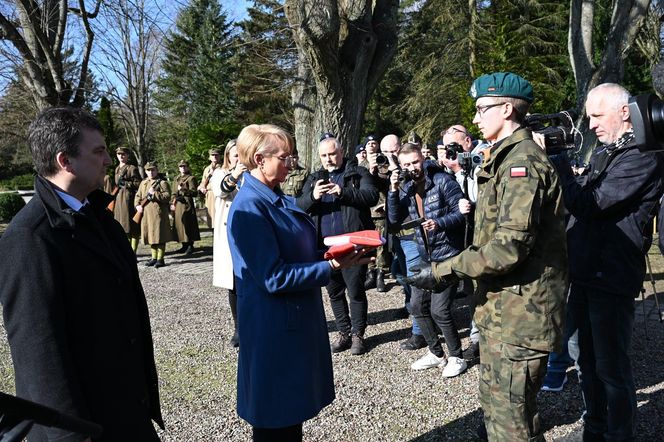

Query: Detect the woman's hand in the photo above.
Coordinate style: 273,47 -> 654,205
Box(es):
329,247 -> 375,270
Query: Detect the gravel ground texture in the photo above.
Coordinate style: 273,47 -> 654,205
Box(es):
1,232 -> 664,441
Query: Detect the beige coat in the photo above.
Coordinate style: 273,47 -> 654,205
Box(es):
171,174 -> 200,243
135,177 -> 172,245
113,164 -> 142,237
211,168 -> 240,289
201,164 -> 220,227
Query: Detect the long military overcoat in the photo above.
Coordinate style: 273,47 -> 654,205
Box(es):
135,177 -> 172,245
113,163 -> 142,237
171,173 -> 200,243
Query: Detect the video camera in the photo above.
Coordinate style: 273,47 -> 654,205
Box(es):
628,94 -> 664,152
444,142 -> 483,174
524,109 -> 578,155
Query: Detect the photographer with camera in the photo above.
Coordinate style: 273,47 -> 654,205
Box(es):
549,83 -> 664,441
387,143 -> 468,377
440,125 -> 482,360
297,134 -> 379,355
406,72 -> 568,441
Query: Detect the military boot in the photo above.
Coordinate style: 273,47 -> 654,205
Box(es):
364,268 -> 376,290
376,269 -> 387,292
175,243 -> 188,254
184,244 -> 195,256
144,259 -> 157,267
154,259 -> 166,268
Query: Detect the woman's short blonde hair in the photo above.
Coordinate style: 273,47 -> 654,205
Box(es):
237,124 -> 294,170
222,138 -> 238,170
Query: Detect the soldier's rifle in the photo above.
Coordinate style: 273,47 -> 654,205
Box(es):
132,178 -> 162,225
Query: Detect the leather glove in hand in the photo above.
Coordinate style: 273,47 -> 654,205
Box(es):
405,264 -> 452,292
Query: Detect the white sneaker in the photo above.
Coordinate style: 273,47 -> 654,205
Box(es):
411,351 -> 447,370
442,356 -> 467,378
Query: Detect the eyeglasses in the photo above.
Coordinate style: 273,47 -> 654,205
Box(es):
475,102 -> 507,116
270,155 -> 298,168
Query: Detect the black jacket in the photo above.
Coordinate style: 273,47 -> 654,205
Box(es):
297,158 -> 379,247
387,161 -> 465,262
0,176 -> 164,441
553,143 -> 663,296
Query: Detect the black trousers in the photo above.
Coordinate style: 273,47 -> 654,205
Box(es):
410,283 -> 462,358
326,264 -> 368,336
252,423 -> 303,442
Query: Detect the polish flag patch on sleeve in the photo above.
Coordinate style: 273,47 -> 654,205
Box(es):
510,166 -> 528,177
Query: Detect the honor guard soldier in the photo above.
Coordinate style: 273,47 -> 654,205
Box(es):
113,146 -> 142,252
135,162 -> 173,268
198,147 -> 222,228
171,160 -> 201,255
407,72 -> 567,441
280,148 -> 309,198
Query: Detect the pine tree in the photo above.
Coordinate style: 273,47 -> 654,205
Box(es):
97,97 -> 119,151
156,0 -> 237,127
234,0 -> 296,130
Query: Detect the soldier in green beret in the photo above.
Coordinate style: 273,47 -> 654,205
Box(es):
171,160 -> 200,255
407,72 -> 568,441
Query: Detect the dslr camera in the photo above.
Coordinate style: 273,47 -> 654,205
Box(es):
445,142 -> 483,174
524,110 -> 578,155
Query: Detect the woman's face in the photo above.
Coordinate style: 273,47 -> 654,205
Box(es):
256,143 -> 292,188
228,146 -> 239,168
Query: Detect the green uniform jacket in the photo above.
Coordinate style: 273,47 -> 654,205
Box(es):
113,164 -> 142,237
171,173 -> 201,243
135,177 -> 173,245
434,128 -> 568,352
280,166 -> 309,198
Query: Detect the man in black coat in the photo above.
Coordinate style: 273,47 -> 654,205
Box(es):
297,134 -> 379,355
0,107 -> 164,440
551,83 -> 664,441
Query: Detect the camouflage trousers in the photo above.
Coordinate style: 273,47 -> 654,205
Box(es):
479,334 -> 548,442
368,217 -> 391,272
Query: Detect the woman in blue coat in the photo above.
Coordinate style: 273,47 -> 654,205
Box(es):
227,124 -> 371,441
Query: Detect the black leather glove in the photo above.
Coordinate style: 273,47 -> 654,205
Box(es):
405,264 -> 453,292
118,177 -> 126,188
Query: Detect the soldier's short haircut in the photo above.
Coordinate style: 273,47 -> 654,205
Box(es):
501,97 -> 530,124
28,107 -> 103,177
398,142 -> 422,156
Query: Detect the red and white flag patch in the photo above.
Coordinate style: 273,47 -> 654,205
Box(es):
510,166 -> 527,177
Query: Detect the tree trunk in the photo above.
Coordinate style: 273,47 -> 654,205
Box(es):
284,0 -> 399,168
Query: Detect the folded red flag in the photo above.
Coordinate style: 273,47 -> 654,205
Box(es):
323,230 -> 385,260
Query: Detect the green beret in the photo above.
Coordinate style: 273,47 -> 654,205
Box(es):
469,72 -> 534,103
144,162 -> 157,170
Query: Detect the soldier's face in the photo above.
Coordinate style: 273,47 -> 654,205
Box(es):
179,165 -> 189,174
398,151 -> 424,180
116,152 -> 128,163
473,98 -> 508,142
586,92 -> 630,145
147,168 -> 158,178
210,154 -> 220,164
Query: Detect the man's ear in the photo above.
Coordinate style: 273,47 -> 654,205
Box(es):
55,152 -> 71,171
620,103 -> 630,121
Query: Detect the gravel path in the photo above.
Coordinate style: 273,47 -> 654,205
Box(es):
1,237 -> 663,441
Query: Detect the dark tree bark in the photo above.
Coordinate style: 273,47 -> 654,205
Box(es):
284,0 -> 399,169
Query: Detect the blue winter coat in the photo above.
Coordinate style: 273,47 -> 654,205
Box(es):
227,173 -> 335,428
387,161 -> 465,262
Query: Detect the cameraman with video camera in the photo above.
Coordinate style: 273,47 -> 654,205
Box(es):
387,143 -> 468,377
549,83 -> 664,441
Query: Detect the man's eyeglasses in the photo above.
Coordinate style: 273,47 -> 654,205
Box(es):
475,102 -> 507,116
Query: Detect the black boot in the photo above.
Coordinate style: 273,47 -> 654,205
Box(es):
184,244 -> 195,256
229,290 -> 239,347
376,269 -> 387,292
154,259 -> 166,268
364,268 -> 376,290
144,258 -> 157,267
175,243 -> 188,254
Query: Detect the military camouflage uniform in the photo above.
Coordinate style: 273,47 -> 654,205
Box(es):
280,166 -> 309,198
433,128 -> 568,441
